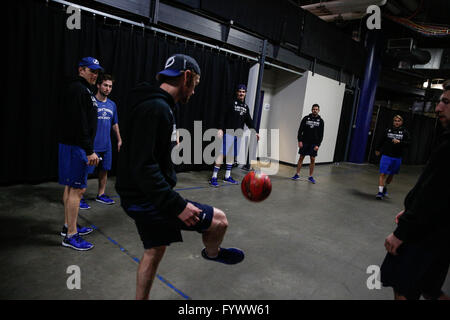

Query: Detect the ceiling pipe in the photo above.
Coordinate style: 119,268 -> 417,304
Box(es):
301,0 -> 387,16
320,12 -> 367,22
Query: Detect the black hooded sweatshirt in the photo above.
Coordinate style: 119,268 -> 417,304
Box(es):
297,114 -> 324,146
376,126 -> 410,158
59,76 -> 98,155
220,99 -> 255,131
394,129 -> 450,247
115,84 -> 187,217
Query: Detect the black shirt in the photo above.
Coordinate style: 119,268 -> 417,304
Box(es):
59,76 -> 98,155
394,129 -> 450,247
297,114 -> 324,146
376,126 -> 410,158
220,99 -> 255,131
115,84 -> 187,217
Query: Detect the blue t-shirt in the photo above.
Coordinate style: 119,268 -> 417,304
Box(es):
93,98 -> 118,152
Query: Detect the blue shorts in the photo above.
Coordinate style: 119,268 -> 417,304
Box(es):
380,155 -> 402,175
122,200 -> 214,249
222,134 -> 241,157
58,143 -> 89,189
299,144 -> 318,157
87,149 -> 112,174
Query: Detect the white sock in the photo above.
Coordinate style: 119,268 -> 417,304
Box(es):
225,164 -> 233,179
379,186 -> 384,193
212,166 -> 220,179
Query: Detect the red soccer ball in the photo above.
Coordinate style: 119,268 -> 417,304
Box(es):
241,171 -> 272,202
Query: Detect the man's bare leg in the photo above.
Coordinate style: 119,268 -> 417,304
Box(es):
309,156 -> 316,177
202,208 -> 228,258
386,174 -> 394,186
98,170 -> 108,196
66,187 -> 85,235
136,246 -> 167,300
63,186 -> 69,225
296,155 -> 305,175
379,173 -> 386,187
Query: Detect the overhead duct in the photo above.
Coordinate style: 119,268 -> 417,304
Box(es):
302,0 -> 387,20
386,38 -> 433,68
320,12 -> 367,22
392,48 -> 431,65
413,48 -> 450,70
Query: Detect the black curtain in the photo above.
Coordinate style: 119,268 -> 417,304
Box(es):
333,90 -> 355,162
368,107 -> 438,165
2,0 -> 250,185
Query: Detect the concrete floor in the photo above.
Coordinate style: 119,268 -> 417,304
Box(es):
0,162 -> 448,300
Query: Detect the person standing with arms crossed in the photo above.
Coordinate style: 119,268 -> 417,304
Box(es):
58,57 -> 102,250
291,104 -> 324,184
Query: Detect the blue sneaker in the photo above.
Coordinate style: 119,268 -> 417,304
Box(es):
96,194 -> 115,205
376,192 -> 384,200
62,233 -> 94,251
79,198 -> 90,210
201,247 -> 244,265
223,176 -> 239,184
291,174 -> 300,180
61,224 -> 93,237
210,177 -> 219,187
308,176 -> 316,184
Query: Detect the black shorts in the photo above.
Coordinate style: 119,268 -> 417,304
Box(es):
299,144 -> 318,157
123,200 -> 214,249
380,242 -> 449,300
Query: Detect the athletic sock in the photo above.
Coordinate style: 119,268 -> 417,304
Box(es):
212,166 -> 220,179
225,164 -> 233,179
379,186 -> 384,193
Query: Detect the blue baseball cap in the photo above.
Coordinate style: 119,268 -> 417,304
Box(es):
79,57 -> 104,71
157,54 -> 201,80
237,84 -> 247,91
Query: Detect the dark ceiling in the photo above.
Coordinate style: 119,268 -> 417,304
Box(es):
294,0 -> 450,86
68,0 -> 450,86
295,0 -> 449,46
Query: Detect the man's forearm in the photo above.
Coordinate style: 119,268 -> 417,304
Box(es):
113,124 -> 122,141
